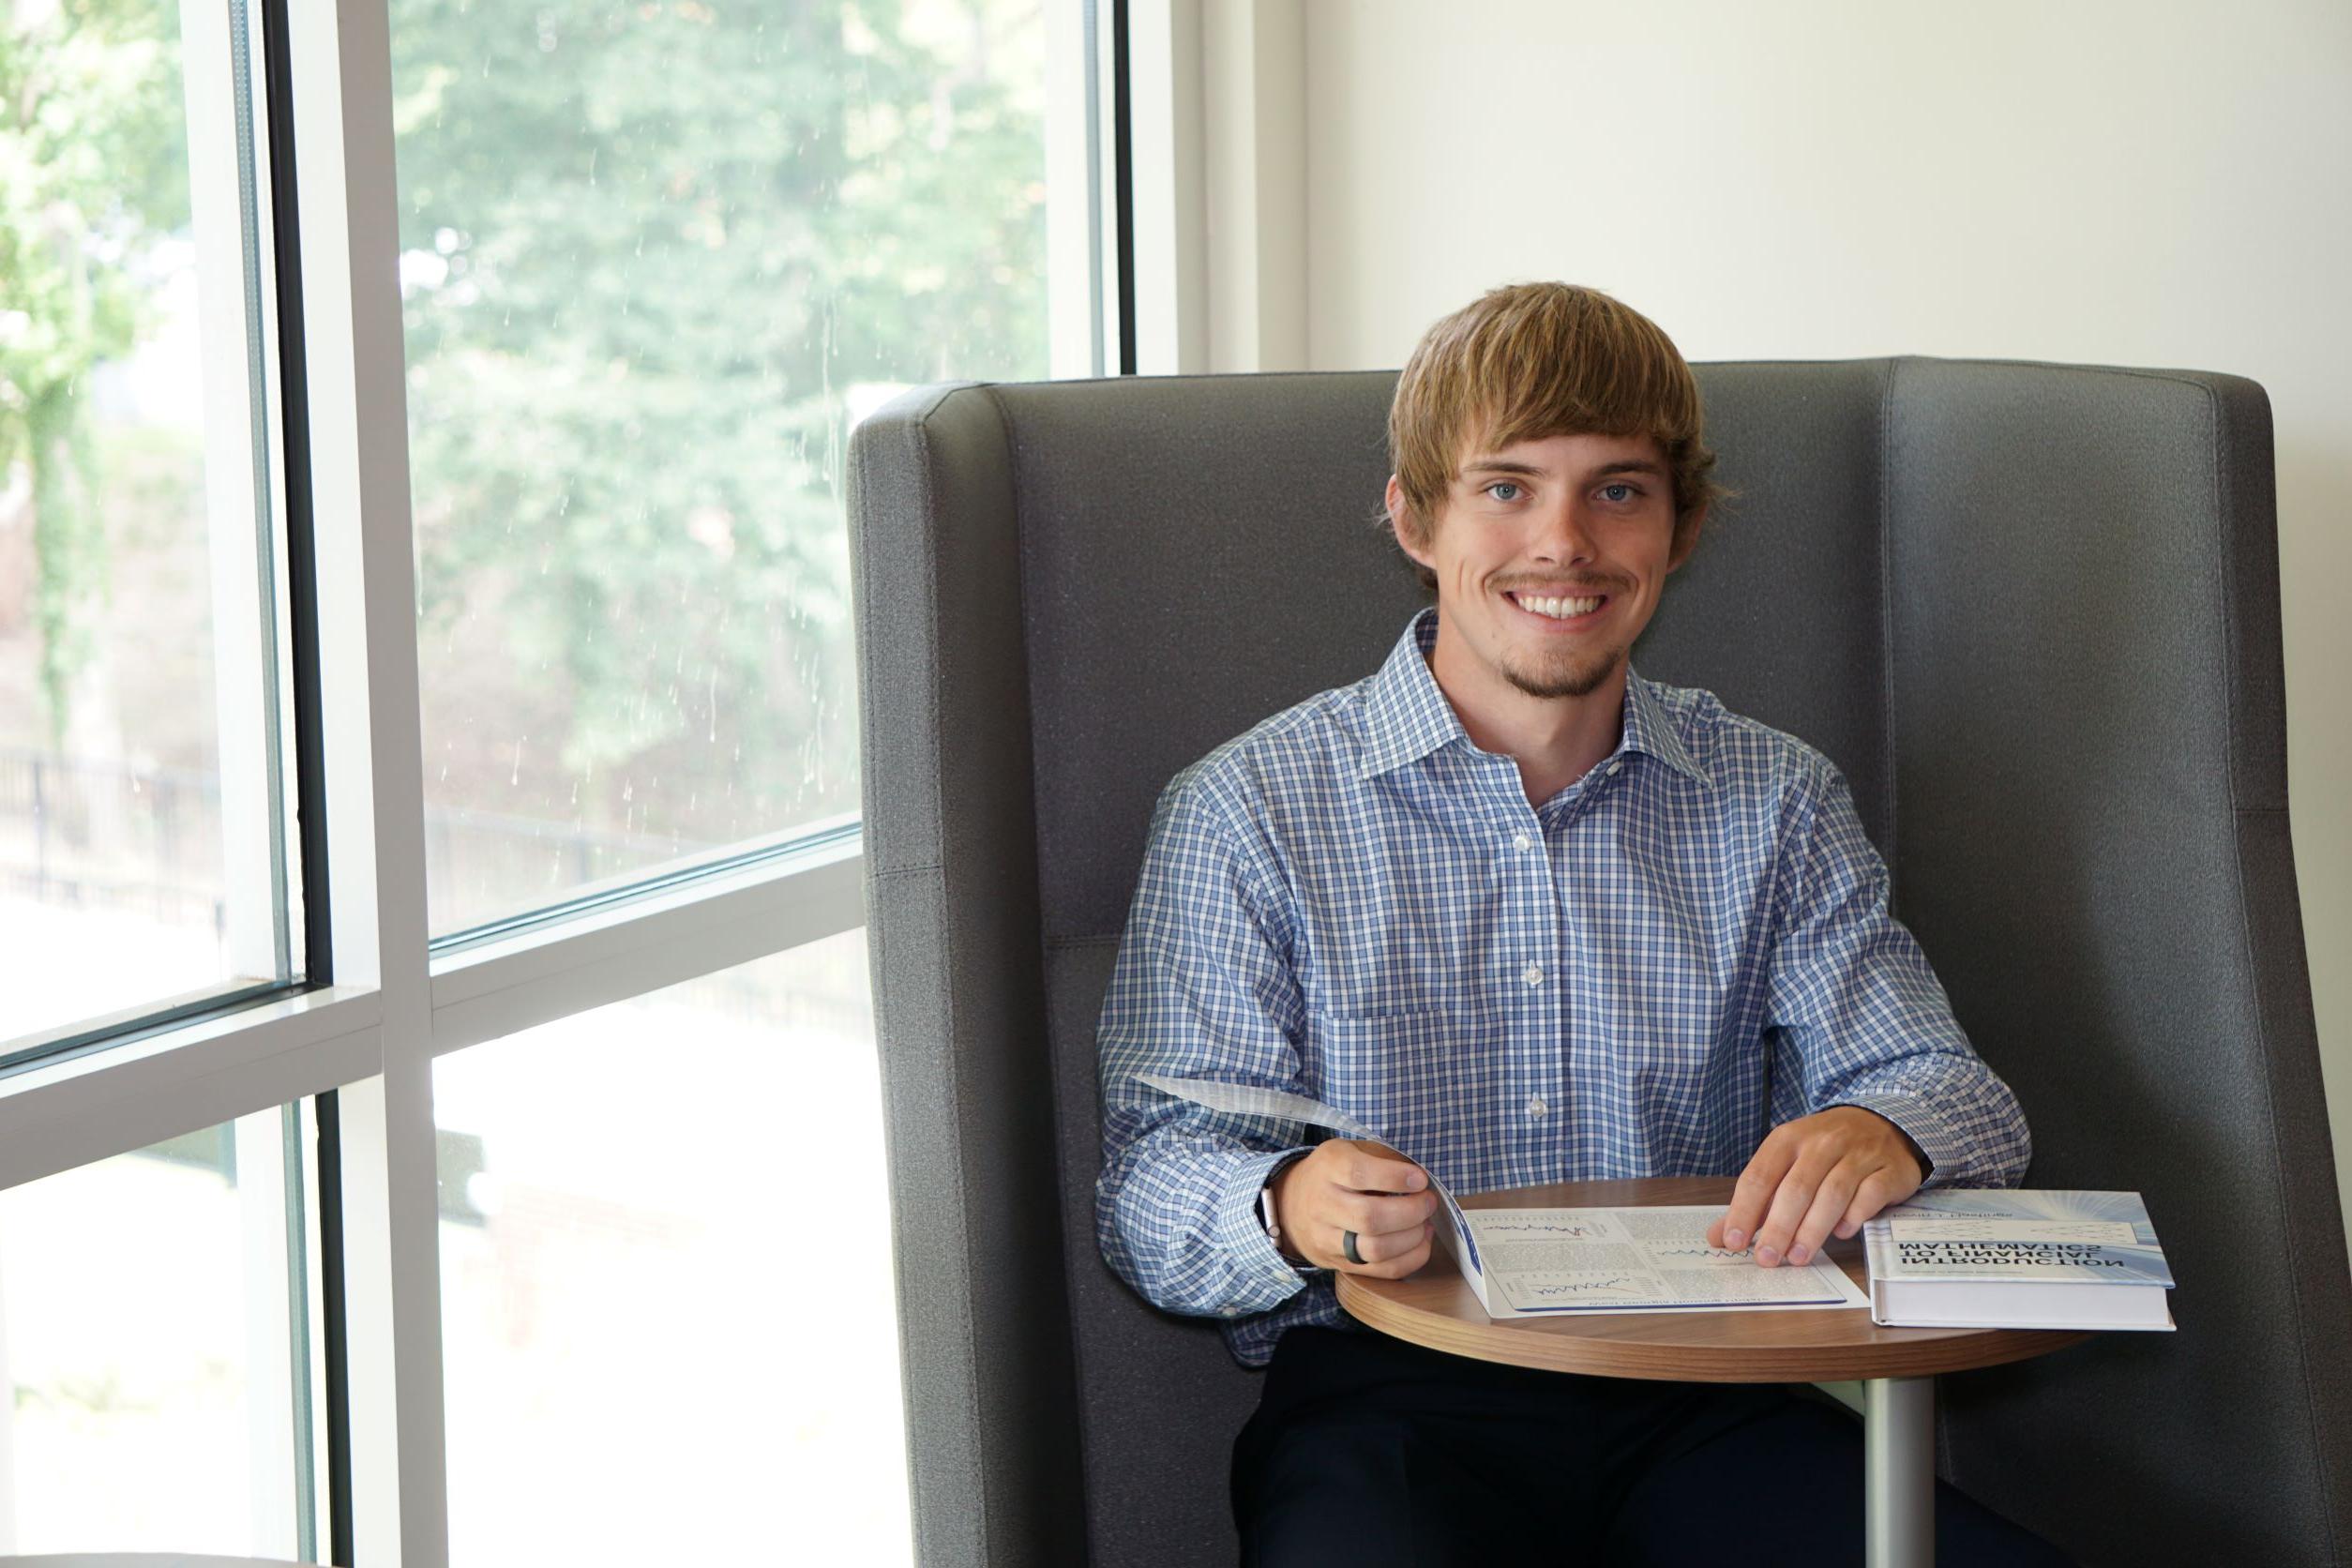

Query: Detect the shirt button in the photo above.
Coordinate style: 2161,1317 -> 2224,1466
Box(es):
1512,833 -> 1533,852
1528,1093 -> 1548,1119
1522,962 -> 1544,987
1221,1306 -> 1241,1319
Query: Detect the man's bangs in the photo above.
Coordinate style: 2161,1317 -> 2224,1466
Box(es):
1387,282 -> 1723,586
1471,372 -> 1701,464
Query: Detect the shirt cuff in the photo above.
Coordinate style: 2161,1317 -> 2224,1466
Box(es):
1216,1146 -> 1320,1305
1832,1094 -> 1953,1186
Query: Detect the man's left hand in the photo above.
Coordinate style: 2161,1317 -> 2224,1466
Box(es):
1704,1106 -> 1925,1267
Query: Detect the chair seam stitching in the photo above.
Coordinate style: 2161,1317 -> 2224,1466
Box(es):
2207,378 -> 2342,1558
983,377 -> 1096,1561
1877,358 -> 1900,911
905,388 -> 997,1564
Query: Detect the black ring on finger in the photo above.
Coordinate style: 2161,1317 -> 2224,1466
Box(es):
1342,1229 -> 1365,1267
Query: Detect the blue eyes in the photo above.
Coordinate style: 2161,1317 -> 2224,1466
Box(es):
1480,480 -> 1642,504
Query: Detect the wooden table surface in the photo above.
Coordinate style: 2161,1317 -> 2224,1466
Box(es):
1336,1175 -> 2090,1383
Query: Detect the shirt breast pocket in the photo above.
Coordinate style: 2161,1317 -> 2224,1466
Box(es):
1305,1007 -> 1501,1182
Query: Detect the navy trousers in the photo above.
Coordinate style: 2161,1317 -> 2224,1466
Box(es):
1231,1326 -> 2075,1568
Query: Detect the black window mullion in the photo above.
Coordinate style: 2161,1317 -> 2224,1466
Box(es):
254,0 -> 348,1558
1111,0 -> 1136,376
256,0 -> 330,990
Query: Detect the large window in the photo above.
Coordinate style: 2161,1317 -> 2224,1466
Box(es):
435,932 -> 903,1566
0,0 -> 308,1053
0,1108 -> 324,1558
0,0 -> 1104,1561
391,0 -> 1055,938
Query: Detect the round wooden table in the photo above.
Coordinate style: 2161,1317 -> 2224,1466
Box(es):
1335,1176 -> 2088,1568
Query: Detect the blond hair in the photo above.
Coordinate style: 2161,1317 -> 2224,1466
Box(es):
1387,283 -> 1721,585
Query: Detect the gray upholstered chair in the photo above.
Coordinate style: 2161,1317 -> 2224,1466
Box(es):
848,362 -> 2352,1566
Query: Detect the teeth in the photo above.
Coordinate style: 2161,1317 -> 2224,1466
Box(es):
1517,594 -> 1603,620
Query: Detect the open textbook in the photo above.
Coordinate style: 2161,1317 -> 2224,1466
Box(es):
1139,1073 -> 1870,1321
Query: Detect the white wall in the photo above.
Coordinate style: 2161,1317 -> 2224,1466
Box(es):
1186,0 -> 2352,1228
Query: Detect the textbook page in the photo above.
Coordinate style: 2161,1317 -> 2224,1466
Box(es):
1137,1074 -> 1868,1319
1467,1206 -> 1868,1318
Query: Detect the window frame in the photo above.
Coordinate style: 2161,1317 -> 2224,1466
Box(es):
0,0 -> 1116,1561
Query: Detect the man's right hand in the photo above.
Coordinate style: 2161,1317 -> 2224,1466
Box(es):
1270,1138 -> 1438,1278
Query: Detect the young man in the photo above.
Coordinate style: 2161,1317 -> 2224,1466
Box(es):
1095,283 -> 2067,1564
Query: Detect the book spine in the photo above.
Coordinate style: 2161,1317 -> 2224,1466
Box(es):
1862,1217 -> 1896,1282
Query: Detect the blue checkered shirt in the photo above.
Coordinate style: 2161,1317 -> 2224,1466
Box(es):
1094,609 -> 2031,1366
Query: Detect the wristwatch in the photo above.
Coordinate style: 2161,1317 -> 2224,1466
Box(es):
1259,1151 -> 1318,1268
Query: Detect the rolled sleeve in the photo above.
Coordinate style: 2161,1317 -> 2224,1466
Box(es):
1096,776 -> 1319,1318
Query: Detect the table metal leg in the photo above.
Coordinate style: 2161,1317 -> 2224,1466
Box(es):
1863,1375 -> 1935,1568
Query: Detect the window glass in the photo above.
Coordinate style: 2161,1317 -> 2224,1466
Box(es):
435,928 -> 908,1564
0,0 -> 305,1049
0,1107 -> 319,1557
392,0 -> 1053,936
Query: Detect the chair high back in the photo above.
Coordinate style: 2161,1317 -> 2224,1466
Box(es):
848,362 -> 2352,1567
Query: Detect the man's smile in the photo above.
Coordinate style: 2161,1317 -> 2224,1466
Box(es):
1501,587 -> 1614,626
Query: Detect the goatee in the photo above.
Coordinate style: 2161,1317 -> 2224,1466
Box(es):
1502,650 -> 1622,701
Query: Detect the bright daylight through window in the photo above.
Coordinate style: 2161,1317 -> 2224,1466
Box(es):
394,0 -> 1054,937
1,0 -> 306,1054
0,1106 -> 324,1558
4,0 -> 1081,1559
435,931 -> 901,1563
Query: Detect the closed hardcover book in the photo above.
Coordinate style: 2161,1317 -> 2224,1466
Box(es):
1862,1189 -> 2176,1331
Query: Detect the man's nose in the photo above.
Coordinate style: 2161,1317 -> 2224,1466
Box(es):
1530,499 -> 1599,564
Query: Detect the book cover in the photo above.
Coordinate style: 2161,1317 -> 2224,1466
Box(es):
1862,1188 -> 2175,1331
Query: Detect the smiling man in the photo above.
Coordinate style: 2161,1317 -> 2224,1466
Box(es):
1094,283 -> 2066,1564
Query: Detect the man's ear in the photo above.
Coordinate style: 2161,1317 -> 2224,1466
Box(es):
1666,504 -> 1708,573
1385,475 -> 1433,569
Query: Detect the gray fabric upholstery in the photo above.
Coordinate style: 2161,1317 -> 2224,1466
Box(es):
849,360 -> 2352,1566
850,384 -> 1084,1568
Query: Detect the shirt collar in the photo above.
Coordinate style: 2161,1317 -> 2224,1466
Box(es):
1356,610 -> 1465,778
1621,659 -> 1714,789
1356,608 -> 1713,789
